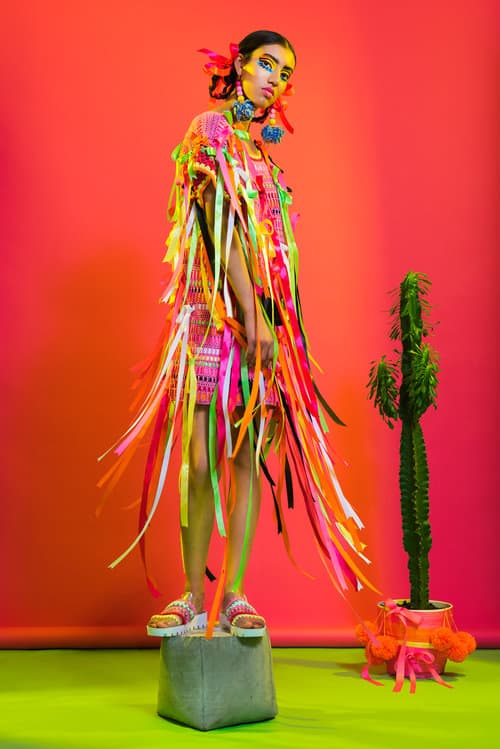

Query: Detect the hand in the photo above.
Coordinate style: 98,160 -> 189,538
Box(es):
244,305 -> 275,370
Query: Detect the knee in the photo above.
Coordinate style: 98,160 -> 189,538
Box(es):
189,450 -> 211,491
232,443 -> 253,472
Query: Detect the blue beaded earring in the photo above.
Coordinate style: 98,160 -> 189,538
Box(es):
233,79 -> 255,121
261,105 -> 285,144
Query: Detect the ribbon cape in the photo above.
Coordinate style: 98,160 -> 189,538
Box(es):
98,108 -> 379,629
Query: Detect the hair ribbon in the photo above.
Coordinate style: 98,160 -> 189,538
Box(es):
198,43 -> 239,76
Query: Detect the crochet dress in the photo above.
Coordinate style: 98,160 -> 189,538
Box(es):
99,110 -> 378,630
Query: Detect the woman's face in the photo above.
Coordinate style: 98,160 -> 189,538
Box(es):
236,44 -> 295,109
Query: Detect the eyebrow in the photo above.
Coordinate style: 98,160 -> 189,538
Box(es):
261,53 -> 294,73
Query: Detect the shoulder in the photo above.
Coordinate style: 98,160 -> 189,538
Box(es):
185,110 -> 233,147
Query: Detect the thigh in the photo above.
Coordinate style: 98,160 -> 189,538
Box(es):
230,408 -> 254,469
230,407 -> 279,464
189,405 -> 210,478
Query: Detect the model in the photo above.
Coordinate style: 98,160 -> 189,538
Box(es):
99,30 -> 377,640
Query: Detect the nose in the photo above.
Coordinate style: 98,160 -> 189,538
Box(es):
268,70 -> 279,86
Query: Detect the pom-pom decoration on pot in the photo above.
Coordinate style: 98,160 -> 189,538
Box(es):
355,620 -> 378,646
368,635 -> 399,662
447,632 -> 477,663
447,640 -> 470,663
429,626 -> 456,652
358,599 -> 476,693
429,627 -> 477,661
455,631 -> 477,655
365,646 -> 385,666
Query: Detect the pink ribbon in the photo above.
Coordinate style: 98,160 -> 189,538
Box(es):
394,646 -> 453,694
383,598 -> 423,628
380,601 -> 452,693
361,650 -> 384,687
361,601 -> 451,692
383,599 -> 423,692
229,344 -> 240,413
217,323 -> 234,461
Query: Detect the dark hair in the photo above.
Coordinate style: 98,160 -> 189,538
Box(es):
209,30 -> 296,119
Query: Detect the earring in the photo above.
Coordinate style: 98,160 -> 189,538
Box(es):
261,106 -> 285,144
233,79 -> 255,121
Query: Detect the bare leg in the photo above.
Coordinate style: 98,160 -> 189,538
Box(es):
148,405 -> 214,628
180,405 -> 214,608
222,426 -> 264,629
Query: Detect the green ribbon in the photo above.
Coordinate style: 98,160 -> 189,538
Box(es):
276,181 -> 299,299
232,351 -> 255,590
208,386 -> 226,537
232,128 -> 251,142
183,218 -> 198,305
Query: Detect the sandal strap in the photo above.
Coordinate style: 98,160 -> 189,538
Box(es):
224,598 -> 262,624
158,598 -> 196,625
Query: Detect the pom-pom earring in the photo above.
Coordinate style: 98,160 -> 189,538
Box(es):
233,79 -> 255,121
261,106 -> 285,143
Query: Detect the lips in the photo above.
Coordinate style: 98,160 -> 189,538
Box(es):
262,87 -> 274,99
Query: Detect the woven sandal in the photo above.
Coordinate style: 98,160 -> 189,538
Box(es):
146,596 -> 207,638
219,595 -> 266,638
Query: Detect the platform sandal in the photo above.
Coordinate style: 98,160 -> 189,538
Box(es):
146,595 -> 207,637
219,595 -> 266,638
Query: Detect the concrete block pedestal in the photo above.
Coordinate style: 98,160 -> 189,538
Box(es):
157,630 -> 277,731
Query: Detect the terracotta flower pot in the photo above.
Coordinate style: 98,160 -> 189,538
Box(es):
378,599 -> 453,678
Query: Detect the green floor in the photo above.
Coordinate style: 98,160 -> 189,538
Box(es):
0,648 -> 497,748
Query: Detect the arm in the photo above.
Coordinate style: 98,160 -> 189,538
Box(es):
200,182 -> 274,369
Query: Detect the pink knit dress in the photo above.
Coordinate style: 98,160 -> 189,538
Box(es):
172,148 -> 284,406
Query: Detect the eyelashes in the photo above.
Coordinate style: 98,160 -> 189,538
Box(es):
257,57 -> 291,82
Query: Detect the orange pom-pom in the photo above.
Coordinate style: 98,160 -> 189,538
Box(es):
365,644 -> 384,665
447,638 -> 469,662
355,620 -> 378,645
368,634 -> 399,661
429,626 -> 455,652
455,631 -> 476,655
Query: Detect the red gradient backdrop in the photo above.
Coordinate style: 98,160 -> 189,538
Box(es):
1,1 -> 498,647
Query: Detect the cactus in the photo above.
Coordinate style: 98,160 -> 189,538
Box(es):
368,272 -> 439,609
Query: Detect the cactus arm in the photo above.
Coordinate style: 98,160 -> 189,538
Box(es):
367,355 -> 399,428
409,343 -> 439,420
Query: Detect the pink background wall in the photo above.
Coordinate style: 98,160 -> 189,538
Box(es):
1,1 -> 498,647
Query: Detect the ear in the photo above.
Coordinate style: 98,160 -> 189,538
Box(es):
234,53 -> 244,77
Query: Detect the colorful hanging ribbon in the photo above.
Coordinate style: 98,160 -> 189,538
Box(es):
98,108 -> 378,627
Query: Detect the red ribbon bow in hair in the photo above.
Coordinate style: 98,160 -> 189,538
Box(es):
198,43 -> 239,77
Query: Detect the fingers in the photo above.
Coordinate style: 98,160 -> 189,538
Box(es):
246,339 -> 274,370
247,342 -> 274,371
262,341 -> 274,370
246,337 -> 256,369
